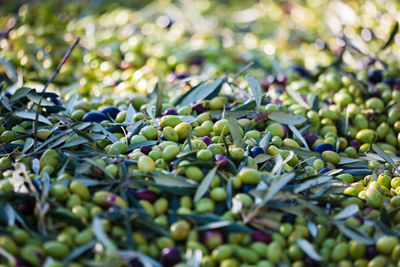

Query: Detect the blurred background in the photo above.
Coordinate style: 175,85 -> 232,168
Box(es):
0,0 -> 399,97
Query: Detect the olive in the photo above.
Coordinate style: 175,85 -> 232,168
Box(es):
160,247 -> 182,267
82,111 -> 108,122
314,143 -> 335,153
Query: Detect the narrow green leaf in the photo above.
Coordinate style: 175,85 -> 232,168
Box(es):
269,112 -> 307,125
286,86 -> 310,109
0,57 -> 17,82
294,175 -> 332,193
335,223 -> 374,245
262,172 -> 295,204
22,138 -> 34,153
311,95 -> 319,111
288,124 -> 309,149
194,166 -> 218,201
15,111 -> 52,125
93,216 -> 117,251
227,117 -> 245,149
155,80 -> 164,117
10,87 -> 34,102
65,94 -> 78,114
334,204 -> 359,220
62,241 -> 96,266
152,174 -> 198,188
177,78 -> 224,106
125,104 -> 136,124
246,74 -> 262,108
381,21 -> 399,50
196,220 -> 253,233
372,144 -> 399,172
297,239 -> 322,261
259,131 -> 271,150
27,92 -> 55,106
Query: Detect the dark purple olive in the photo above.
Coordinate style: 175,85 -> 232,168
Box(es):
19,200 -> 34,215
4,92 -> 11,98
102,106 -> 120,119
129,258 -> 144,267
203,230 -> 224,250
160,134 -> 167,141
243,185 -> 256,194
281,213 -> 297,224
160,247 -> 182,267
214,154 -> 227,167
305,132 -> 316,146
50,97 -> 63,106
52,129 -> 63,136
314,143 -> 335,153
349,139 -> 360,150
140,146 -> 152,155
175,73 -> 189,79
383,78 -> 396,87
366,246 -> 379,259
191,103 -> 205,114
135,189 -> 158,203
251,146 -> 265,157
189,57 -> 203,66
202,136 -> 211,146
82,111 -> 108,123
324,98 -> 334,105
260,80 -> 271,89
163,108 -> 178,116
272,99 -> 282,104
290,66 -> 310,77
251,230 -> 271,244
320,168 -> 330,174
368,69 -> 383,84
304,257 -> 318,267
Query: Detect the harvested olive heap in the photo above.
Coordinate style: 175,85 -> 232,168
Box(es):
2,2 -> 400,267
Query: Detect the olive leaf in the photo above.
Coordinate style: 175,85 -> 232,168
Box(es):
333,204 -> 358,220
62,241 -> 96,266
22,138 -> 34,153
176,78 -> 224,107
381,21 -> 399,50
262,172 -> 295,205
15,111 -> 52,125
227,117 -> 245,149
152,174 -> 198,188
372,144 -> 399,172
334,223 -> 374,245
288,124 -> 309,149
0,57 -> 17,82
125,104 -> 136,124
196,220 -> 253,233
65,93 -> 79,114
297,239 -> 322,261
268,112 -> 307,125
119,250 -> 162,267
194,166 -> 218,201
294,175 -> 332,194
155,80 -> 164,117
246,74 -> 262,109
286,86 -> 310,109
93,216 -> 118,251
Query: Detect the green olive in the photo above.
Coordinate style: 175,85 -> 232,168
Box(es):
43,241 -> 70,259
170,220 -> 190,240
238,167 -> 261,184
138,155 -> 156,172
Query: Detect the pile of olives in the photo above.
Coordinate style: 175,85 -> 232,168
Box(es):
1,61 -> 400,267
